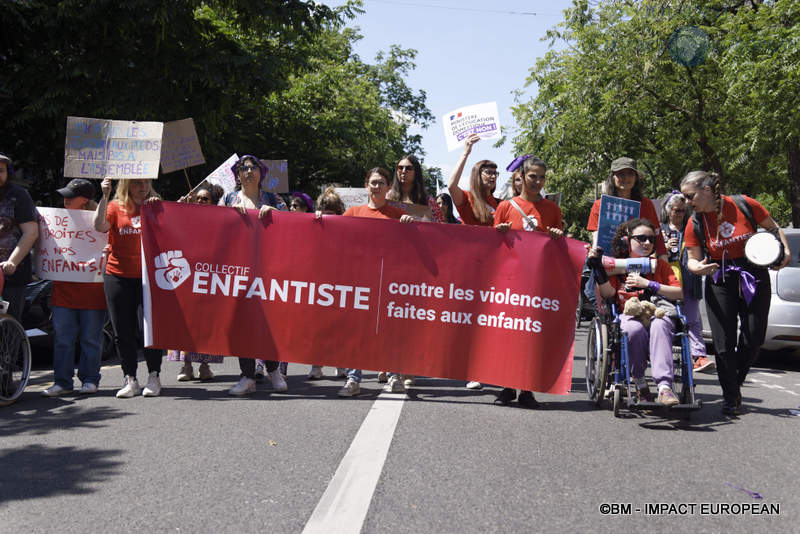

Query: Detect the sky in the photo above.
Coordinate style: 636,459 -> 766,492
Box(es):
326,0 -> 577,191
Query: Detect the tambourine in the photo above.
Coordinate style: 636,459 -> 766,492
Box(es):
744,231 -> 785,267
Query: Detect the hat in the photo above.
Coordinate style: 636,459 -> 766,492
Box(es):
57,178 -> 95,199
0,153 -> 11,165
291,192 -> 314,211
610,157 -> 639,176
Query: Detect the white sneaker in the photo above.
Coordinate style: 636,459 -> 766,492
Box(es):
269,369 -> 288,392
142,372 -> 161,397
338,378 -> 361,397
229,376 -> 256,396
335,368 -> 347,378
177,363 -> 194,381
384,375 -> 406,393
307,366 -> 324,380
403,376 -> 415,387
198,363 -> 214,381
41,384 -> 72,397
254,363 -> 265,381
377,371 -> 388,383
116,376 -> 140,398
79,382 -> 98,394
466,381 -> 483,390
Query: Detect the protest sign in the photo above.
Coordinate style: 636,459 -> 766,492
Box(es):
34,208 -> 108,282
204,154 -> 239,196
64,116 -> 163,179
334,187 -> 369,210
141,203 -> 586,394
260,160 -> 289,194
442,102 -> 501,151
159,118 -> 205,173
596,195 -> 641,252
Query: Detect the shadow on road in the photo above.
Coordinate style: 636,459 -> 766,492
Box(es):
0,396 -> 134,437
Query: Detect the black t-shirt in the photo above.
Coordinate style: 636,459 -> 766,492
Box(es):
0,183 -> 37,286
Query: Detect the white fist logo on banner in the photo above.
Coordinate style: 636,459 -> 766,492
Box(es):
154,250 -> 191,290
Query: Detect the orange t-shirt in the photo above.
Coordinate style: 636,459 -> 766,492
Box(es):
343,203 -> 407,220
105,200 -> 143,278
493,196 -> 563,232
455,189 -> 498,227
608,258 -> 680,309
587,196 -> 667,256
684,195 -> 768,260
51,281 -> 106,310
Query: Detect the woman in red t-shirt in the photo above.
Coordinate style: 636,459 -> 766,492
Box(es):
492,155 -> 564,408
94,178 -> 163,399
681,170 -> 791,415
42,179 -> 107,397
386,154 -> 444,223
447,133 -> 499,227
587,219 -> 683,406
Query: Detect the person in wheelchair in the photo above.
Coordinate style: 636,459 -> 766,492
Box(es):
587,219 -> 683,406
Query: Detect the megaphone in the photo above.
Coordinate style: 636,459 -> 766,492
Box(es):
600,256 -> 657,275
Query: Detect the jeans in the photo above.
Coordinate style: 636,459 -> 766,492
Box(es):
681,295 -> 707,357
347,369 -> 362,383
52,306 -> 106,389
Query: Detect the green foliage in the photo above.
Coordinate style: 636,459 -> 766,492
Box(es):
0,0 -> 431,203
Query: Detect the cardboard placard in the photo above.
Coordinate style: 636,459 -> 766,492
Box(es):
160,118 -> 205,173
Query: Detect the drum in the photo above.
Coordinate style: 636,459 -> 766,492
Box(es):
744,231 -> 784,267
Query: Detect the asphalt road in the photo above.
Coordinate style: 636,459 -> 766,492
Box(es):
2,326 -> 799,533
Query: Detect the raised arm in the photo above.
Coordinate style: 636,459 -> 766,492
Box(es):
448,134 -> 480,207
94,178 -> 112,233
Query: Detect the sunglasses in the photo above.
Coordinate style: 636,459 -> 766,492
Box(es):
481,169 -> 499,177
682,192 -> 696,201
238,165 -> 259,174
631,234 -> 656,244
397,165 -> 414,171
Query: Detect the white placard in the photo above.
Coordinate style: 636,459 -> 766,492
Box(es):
34,208 -> 108,282
204,154 -> 239,196
334,187 -> 369,210
442,101 -> 501,151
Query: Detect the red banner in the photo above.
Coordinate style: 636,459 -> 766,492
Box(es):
141,202 -> 587,394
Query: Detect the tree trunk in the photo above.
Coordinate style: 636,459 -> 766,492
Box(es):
789,139 -> 800,228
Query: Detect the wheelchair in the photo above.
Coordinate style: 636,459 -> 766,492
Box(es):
0,271 -> 32,407
585,292 -> 702,418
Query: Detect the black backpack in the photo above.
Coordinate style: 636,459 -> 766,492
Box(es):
691,194 -> 757,258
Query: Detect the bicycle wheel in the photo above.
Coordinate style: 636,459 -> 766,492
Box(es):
0,316 -> 32,406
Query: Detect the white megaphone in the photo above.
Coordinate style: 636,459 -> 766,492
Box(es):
600,256 -> 658,276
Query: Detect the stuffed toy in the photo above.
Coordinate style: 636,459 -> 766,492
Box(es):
622,296 -> 666,328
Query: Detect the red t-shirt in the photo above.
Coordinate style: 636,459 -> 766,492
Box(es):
455,189 -> 498,227
51,281 -> 106,310
684,195 -> 769,260
493,196 -> 563,232
608,258 -> 679,309
343,203 -> 407,220
104,200 -> 143,278
587,196 -> 667,256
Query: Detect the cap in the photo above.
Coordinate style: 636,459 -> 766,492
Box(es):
610,157 -> 639,175
0,153 -> 11,165
57,178 -> 95,199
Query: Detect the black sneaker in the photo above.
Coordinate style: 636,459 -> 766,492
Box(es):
517,390 -> 540,409
495,388 -> 517,405
721,401 -> 738,416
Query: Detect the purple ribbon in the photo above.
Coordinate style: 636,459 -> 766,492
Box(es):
713,264 -> 757,306
506,155 -> 532,172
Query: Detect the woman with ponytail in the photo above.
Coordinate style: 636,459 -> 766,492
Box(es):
681,171 -> 791,416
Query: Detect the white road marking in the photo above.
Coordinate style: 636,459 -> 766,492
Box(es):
303,391 -> 406,534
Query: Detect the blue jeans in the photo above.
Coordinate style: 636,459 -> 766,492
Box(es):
52,306 -> 106,389
347,369 -> 362,382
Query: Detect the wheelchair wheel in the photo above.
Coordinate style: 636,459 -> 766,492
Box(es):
0,316 -> 31,407
586,319 -> 609,406
613,387 -> 622,418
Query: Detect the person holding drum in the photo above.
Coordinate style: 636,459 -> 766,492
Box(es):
681,171 -> 791,416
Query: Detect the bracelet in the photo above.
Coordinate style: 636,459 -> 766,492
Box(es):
647,281 -> 661,293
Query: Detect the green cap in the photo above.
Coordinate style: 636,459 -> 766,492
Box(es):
610,157 -> 639,175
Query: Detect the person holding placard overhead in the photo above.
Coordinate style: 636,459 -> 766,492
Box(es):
448,134 -> 500,390
493,155 -> 564,408
681,171 -> 791,416
42,179 -> 107,397
0,153 -> 38,322
224,155 -> 288,396
94,178 -> 163,398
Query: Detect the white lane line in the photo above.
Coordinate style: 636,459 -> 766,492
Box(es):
303,391 -> 406,534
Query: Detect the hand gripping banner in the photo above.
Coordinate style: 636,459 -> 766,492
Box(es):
141,202 -> 586,393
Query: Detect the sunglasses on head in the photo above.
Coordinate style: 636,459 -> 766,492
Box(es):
631,234 -> 656,244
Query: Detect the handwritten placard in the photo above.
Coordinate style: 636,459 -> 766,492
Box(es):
34,208 -> 109,282
442,101 -> 501,151
64,117 -> 163,179
596,195 -> 641,252
204,154 -> 239,196
160,118 -> 205,173
334,187 -> 369,210
260,160 -> 289,194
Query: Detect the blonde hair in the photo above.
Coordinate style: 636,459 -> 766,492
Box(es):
316,186 -> 345,215
113,179 -> 161,211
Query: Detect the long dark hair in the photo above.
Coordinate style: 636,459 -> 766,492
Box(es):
611,218 -> 656,258
436,193 -> 459,224
468,159 -> 497,224
603,170 -> 643,201
388,154 -> 428,205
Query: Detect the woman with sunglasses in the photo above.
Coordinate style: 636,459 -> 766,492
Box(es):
587,218 -> 683,406
224,155 -> 289,396
681,171 -> 790,416
168,183 -> 225,382
387,155 -> 444,223
659,192 -> 713,374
